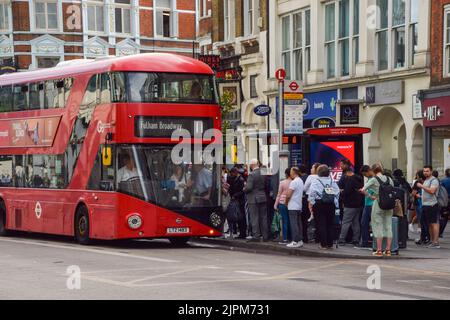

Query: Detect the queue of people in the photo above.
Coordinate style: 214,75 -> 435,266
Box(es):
221,160 -> 449,255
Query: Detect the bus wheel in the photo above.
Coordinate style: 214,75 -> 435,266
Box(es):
0,202 -> 8,236
75,206 -> 91,245
169,237 -> 190,246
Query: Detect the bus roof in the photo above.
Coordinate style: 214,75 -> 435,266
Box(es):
0,53 -> 214,86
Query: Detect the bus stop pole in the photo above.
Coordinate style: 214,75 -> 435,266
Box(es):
278,80 -> 290,177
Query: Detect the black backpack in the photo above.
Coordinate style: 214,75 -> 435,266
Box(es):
375,176 -> 397,210
318,178 -> 336,205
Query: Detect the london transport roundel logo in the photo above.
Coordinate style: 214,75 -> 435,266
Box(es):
289,82 -> 299,91
35,202 -> 42,219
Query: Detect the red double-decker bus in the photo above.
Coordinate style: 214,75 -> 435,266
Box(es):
0,53 -> 224,245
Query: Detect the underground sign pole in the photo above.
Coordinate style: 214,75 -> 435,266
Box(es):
275,68 -> 290,178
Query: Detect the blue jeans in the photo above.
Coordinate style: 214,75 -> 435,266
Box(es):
278,204 -> 290,241
417,206 -> 430,242
361,205 -> 372,247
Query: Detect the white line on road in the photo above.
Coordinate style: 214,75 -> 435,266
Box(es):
234,271 -> 268,276
396,280 -> 432,284
0,237 -> 179,263
433,286 -> 450,290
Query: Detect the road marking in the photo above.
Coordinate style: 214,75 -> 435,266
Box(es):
433,286 -> 450,290
235,271 -> 268,276
396,280 -> 431,284
126,266 -> 207,284
344,260 -> 450,277
0,237 -> 179,263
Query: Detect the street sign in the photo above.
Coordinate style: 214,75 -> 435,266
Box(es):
284,105 -> 304,135
254,105 -> 272,117
284,80 -> 303,101
275,68 -> 286,81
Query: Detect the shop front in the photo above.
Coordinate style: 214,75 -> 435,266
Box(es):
422,88 -> 450,175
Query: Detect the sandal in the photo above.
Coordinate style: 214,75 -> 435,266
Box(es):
383,250 -> 392,257
372,250 -> 383,257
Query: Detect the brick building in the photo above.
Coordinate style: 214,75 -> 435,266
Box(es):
421,0 -> 450,172
0,0 -> 198,71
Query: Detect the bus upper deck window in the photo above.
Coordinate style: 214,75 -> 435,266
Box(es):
0,86 -> 12,112
13,85 -> 29,111
111,72 -> 126,103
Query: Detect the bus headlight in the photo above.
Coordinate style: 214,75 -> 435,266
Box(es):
127,214 -> 142,230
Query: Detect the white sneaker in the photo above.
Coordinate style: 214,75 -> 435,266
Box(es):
246,236 -> 253,240
287,241 -> 303,248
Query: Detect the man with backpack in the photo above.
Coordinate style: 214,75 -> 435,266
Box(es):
417,166 -> 442,249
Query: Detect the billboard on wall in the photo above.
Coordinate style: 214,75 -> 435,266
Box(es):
310,141 -> 355,181
0,116 -> 61,148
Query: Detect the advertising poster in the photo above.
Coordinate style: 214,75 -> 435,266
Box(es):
310,141 -> 355,181
0,116 -> 60,148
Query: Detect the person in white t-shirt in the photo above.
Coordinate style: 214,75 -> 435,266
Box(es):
285,167 -> 305,248
117,153 -> 139,185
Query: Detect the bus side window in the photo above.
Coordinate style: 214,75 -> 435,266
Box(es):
13,84 -> 29,111
56,80 -> 65,108
29,83 -> 45,110
64,78 -> 73,105
45,81 -> 58,109
100,73 -> 111,104
111,72 -> 126,102
82,75 -> 98,107
0,85 -> 12,112
0,156 -> 13,187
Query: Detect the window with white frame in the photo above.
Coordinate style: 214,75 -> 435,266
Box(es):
244,0 -> 259,36
35,1 -> 58,31
376,0 -> 417,71
155,0 -> 177,38
224,0 -> 231,41
87,1 -> 104,33
281,8 -> 311,81
325,0 -> 359,79
200,0 -> 209,18
0,2 -> 10,31
114,0 -> 131,34
444,6 -> 450,77
36,56 -> 60,69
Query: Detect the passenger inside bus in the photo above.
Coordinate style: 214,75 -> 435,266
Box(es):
189,81 -> 202,100
170,165 -> 190,203
190,164 -> 213,206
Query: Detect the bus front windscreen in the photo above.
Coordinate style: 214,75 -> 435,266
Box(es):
120,72 -> 217,104
116,145 -> 221,209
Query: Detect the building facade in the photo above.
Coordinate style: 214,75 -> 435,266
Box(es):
0,0 -> 198,71
421,0 -> 450,174
265,0 -> 430,180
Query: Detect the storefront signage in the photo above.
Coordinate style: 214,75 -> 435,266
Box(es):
312,117 -> 336,128
198,55 -> 221,70
0,116 -> 61,148
365,80 -> 404,106
423,105 -> 442,122
302,90 -> 337,129
412,94 -> 423,120
340,105 -> 359,125
307,127 -> 371,136
134,116 -> 213,138
254,105 -> 272,117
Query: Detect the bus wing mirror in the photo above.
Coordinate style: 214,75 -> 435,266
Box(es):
102,147 -> 112,167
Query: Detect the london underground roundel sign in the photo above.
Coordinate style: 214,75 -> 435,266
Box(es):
275,68 -> 286,81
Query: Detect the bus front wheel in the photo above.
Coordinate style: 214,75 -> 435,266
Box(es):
169,237 -> 190,246
75,206 -> 91,245
0,202 -> 8,236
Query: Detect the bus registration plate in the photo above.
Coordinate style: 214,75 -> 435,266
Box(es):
167,227 -> 190,234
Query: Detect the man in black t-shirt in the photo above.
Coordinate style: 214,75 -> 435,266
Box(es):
338,169 -> 364,246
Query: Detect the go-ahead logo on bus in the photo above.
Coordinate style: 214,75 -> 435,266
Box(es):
35,202 -> 42,219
